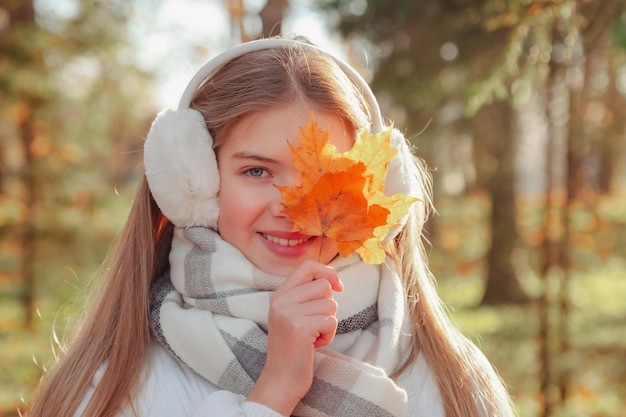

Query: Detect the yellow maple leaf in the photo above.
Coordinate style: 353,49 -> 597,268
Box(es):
344,127 -> 399,194
276,111 -> 418,264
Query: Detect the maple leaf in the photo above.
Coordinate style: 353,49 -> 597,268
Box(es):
344,127 -> 399,194
285,113 -> 337,188
276,111 -> 418,264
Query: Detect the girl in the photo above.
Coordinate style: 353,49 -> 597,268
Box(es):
27,37 -> 516,417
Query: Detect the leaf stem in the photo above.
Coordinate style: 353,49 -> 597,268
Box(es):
318,234 -> 325,263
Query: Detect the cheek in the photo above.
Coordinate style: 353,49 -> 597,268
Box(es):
217,182 -> 265,233
217,187 -> 245,231
216,193 -> 236,234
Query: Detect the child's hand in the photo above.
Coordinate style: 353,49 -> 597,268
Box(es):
269,259 -> 344,349
247,260 -> 344,415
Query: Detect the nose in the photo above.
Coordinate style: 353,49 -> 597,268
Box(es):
271,171 -> 300,218
269,185 -> 289,218
270,199 -> 286,218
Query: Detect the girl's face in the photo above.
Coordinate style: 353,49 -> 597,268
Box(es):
216,99 -> 354,277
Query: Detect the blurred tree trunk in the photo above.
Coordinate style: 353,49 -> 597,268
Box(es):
602,62 -> 626,192
227,0 -> 251,42
540,62 -> 571,417
259,0 -> 289,38
473,102 -> 528,305
17,101 -> 38,328
577,21 -> 610,193
539,11 -> 577,415
0,137 -> 5,194
583,0 -> 626,193
5,0 -> 40,327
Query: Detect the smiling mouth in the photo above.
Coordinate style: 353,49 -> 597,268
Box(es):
262,233 -> 311,247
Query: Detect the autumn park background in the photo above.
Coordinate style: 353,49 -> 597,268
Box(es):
2,0 -> 626,416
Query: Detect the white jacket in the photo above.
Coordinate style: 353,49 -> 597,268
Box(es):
75,341 -> 444,417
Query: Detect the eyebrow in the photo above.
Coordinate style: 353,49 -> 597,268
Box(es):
230,151 -> 280,164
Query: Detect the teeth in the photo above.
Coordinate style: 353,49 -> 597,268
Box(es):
263,234 -> 308,246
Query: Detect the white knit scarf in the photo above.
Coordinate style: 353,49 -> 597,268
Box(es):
150,227 -> 412,416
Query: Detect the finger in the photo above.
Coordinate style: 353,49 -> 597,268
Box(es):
280,314 -> 338,347
269,298 -> 338,337
279,260 -> 343,292
283,298 -> 339,318
274,278 -> 334,305
312,315 -> 339,348
269,297 -> 338,332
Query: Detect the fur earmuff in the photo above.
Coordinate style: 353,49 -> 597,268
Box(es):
386,128 -> 421,199
144,108 -> 220,229
384,128 -> 422,241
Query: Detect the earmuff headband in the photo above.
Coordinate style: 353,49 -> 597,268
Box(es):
177,38 -> 384,133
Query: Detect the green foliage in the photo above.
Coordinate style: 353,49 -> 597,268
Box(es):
316,0 -> 626,169
614,15 -> 626,49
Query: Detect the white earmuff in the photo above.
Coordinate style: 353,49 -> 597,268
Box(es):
143,38 -> 420,238
144,108 -> 220,229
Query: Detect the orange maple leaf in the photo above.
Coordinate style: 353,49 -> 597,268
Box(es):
285,114 -> 341,189
276,111 -> 418,264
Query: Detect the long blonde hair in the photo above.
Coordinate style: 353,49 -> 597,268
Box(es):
27,177 -> 173,417
27,41 -> 515,416
389,159 -> 516,416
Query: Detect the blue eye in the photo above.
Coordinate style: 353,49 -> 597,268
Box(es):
246,167 -> 266,177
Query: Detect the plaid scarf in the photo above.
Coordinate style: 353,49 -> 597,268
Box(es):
150,227 -> 411,416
